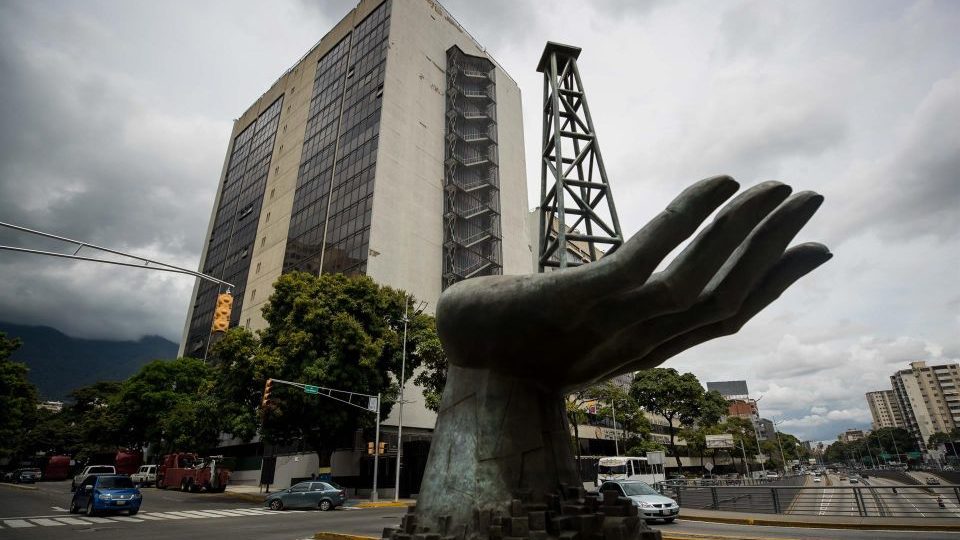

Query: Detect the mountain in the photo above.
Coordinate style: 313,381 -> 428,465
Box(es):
0,321 -> 179,400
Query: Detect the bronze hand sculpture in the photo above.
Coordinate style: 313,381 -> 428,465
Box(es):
399,176 -> 830,540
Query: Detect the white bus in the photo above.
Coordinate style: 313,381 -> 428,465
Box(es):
597,456 -> 659,485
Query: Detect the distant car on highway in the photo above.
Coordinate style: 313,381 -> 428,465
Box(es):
11,468 -> 41,484
70,474 -> 142,516
264,481 -> 346,511
926,477 -> 941,485
849,476 -> 860,484
71,465 -> 117,491
813,475 -> 822,483
599,480 -> 680,523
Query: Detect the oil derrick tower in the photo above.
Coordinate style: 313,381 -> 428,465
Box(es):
537,42 -> 623,271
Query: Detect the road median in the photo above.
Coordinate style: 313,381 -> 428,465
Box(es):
680,507 -> 960,531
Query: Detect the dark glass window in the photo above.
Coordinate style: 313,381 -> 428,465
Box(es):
185,96 -> 284,356
283,0 -> 391,277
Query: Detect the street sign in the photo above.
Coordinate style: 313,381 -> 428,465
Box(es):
647,451 -> 665,465
304,385 -> 319,394
755,454 -> 768,461
368,396 -> 379,412
706,434 -> 735,449
704,462 -> 714,472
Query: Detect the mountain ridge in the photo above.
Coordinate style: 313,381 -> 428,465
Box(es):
0,321 -> 179,400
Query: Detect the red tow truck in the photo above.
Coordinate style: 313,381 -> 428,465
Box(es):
156,453 -> 232,493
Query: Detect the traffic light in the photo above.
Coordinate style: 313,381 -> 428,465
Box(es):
211,292 -> 233,333
261,378 -> 273,409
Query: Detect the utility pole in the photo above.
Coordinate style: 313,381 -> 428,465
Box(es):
611,399 -> 619,456
394,298 -> 409,502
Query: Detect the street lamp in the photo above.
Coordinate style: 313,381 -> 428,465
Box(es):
772,417 -> 788,475
393,296 -> 427,502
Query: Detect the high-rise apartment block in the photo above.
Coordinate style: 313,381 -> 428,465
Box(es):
865,389 -> 904,430
889,361 -> 960,451
869,361 -> 960,452
179,0 -> 531,359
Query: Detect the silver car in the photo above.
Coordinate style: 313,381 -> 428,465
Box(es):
264,481 -> 346,511
599,480 -> 680,523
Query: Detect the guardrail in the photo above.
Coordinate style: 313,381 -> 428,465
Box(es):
660,481 -> 960,518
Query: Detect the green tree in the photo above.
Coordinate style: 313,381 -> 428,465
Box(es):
721,416 -> 759,473
411,317 -> 447,412
630,368 -> 708,469
110,357 -> 215,452
224,272 -> 438,463
0,333 -> 39,463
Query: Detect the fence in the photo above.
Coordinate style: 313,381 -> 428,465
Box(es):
661,482 -> 960,518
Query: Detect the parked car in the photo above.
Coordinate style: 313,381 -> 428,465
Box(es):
264,481 -> 346,511
599,480 -> 680,523
926,477 -> 941,485
71,465 -> 117,491
70,474 -> 142,516
12,468 -> 42,484
849,476 -> 860,484
813,475 -> 822,483
130,465 -> 157,487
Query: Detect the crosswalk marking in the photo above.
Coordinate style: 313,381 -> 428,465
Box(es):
0,507 -> 297,530
30,519 -> 65,526
53,518 -> 90,525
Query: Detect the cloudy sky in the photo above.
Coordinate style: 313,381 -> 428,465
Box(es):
1,0 -> 957,442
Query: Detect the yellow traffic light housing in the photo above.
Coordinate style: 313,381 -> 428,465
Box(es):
261,378 -> 273,409
211,292 -> 233,333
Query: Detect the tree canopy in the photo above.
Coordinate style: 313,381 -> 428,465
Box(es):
0,332 -> 39,462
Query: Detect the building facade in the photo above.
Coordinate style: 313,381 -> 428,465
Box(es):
866,389 -> 905,430
178,0 -> 530,490
839,428 -> 866,444
890,361 -> 960,451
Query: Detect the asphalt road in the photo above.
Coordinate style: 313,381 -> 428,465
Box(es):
3,481 -> 960,540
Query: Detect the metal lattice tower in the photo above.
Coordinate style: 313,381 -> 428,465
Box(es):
537,42 -> 623,272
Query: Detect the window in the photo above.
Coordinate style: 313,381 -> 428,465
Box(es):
290,483 -> 309,493
251,290 -> 256,301
261,236 -> 267,247
256,262 -> 261,274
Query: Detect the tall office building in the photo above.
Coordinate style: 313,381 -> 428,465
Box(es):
889,361 -> 960,451
865,389 -> 904,430
179,0 -> 530,359
177,0 -> 530,488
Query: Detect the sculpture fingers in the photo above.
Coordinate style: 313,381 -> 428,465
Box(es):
589,175 -> 739,289
588,181 -> 792,330
577,193 -> 823,382
599,242 -> 832,381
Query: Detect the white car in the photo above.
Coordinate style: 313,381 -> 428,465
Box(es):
600,481 -> 680,523
813,475 -> 822,483
71,465 -> 116,491
130,465 -> 157,487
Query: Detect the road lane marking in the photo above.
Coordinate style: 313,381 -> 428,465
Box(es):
2,520 -> 33,528
81,516 -> 118,523
51,506 -> 67,512
136,514 -> 168,520
110,516 -> 143,522
31,518 -> 66,526
53,517 -> 91,525
147,512 -> 187,519
159,511 -> 204,518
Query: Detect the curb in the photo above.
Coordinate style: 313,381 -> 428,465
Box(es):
680,513 -> 960,532
353,501 -> 414,508
0,483 -> 38,491
315,533 -> 377,540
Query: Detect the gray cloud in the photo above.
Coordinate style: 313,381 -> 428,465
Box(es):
0,0 -> 958,442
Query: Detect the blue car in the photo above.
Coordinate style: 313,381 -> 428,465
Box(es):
70,474 -> 142,516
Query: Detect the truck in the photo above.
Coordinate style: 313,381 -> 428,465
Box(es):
156,453 -> 231,493
43,455 -> 72,481
115,449 -> 142,476
130,464 -> 157,487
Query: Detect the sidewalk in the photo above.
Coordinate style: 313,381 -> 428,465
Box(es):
679,506 -> 960,531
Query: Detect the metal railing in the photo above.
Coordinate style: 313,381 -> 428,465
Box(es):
661,481 -> 960,518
